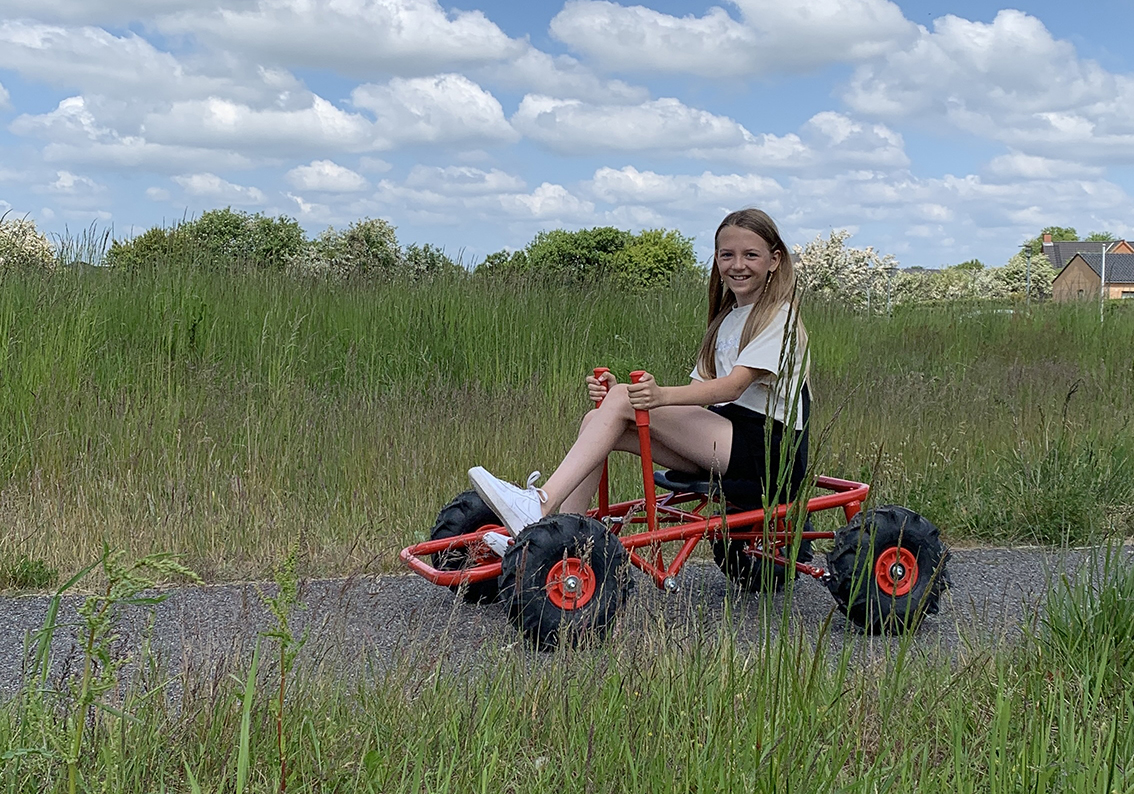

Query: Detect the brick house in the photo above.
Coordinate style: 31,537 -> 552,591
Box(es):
1047,234 -> 1134,302
1052,252 -> 1134,302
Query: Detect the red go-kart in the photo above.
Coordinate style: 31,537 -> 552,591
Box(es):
401,370 -> 949,649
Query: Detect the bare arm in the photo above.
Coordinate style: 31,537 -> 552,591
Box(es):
627,366 -> 764,410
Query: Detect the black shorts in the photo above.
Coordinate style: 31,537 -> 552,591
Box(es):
707,385 -> 810,503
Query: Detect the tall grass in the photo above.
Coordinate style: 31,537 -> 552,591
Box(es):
1,264 -> 1131,585
2,549 -> 1132,792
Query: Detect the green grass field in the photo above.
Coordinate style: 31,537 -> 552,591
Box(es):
2,264 -> 1133,792
1,265 -> 1132,586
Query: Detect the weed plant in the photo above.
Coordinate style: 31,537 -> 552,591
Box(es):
0,263 -> 1132,585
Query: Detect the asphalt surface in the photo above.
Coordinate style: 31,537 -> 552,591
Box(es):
0,546 -> 1129,698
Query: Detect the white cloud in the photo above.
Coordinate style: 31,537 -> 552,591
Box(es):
161,0 -> 523,77
587,166 -> 784,208
0,0 -> 233,25
285,192 -> 335,223
0,81 -> 10,110
549,0 -> 917,78
0,21 -> 232,101
365,176 -> 595,224
985,152 -> 1105,180
843,10 -> 1134,161
145,96 -> 375,155
146,186 -> 170,201
172,172 -> 266,205
13,77 -> 512,166
476,46 -> 648,104
352,74 -> 518,148
358,157 -> 392,174
404,165 -> 525,195
512,95 -> 748,154
498,183 -> 594,220
39,169 -> 104,196
285,160 -> 368,192
10,95 -> 252,170
512,98 -> 908,171
797,112 -> 909,169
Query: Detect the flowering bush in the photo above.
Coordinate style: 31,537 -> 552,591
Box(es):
796,229 -> 1057,308
794,229 -> 899,312
0,216 -> 57,272
299,218 -> 403,280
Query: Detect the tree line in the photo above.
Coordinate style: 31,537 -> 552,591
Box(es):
1,210 -> 1108,307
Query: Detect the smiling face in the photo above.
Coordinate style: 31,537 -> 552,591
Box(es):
714,225 -> 782,306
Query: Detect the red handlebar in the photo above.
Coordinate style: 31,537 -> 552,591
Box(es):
629,370 -> 649,428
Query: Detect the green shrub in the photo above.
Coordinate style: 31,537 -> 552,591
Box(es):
525,226 -> 631,284
187,208 -> 305,271
476,226 -> 697,289
104,225 -> 188,271
106,208 -> 305,272
0,215 -> 57,272
611,228 -> 698,290
473,248 -> 529,281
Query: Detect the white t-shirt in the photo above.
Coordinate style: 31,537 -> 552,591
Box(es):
689,302 -> 808,430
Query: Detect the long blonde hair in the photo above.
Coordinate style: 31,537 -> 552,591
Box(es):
695,209 -> 808,380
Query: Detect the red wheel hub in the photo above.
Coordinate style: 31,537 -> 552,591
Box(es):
546,558 -> 596,610
874,547 -> 918,597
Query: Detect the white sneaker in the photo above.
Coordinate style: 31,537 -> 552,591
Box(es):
482,531 -> 511,558
468,467 -> 547,537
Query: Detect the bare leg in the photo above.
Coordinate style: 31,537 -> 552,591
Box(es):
543,383 -> 734,515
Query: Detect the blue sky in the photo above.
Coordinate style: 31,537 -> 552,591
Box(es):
1,0 -> 1132,269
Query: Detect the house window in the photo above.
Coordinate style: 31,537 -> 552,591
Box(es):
1122,291 -> 1134,299
1078,289 -> 1085,298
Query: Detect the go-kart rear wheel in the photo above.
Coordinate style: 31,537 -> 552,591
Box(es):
825,505 -> 949,633
500,514 -> 629,651
713,521 -> 813,593
429,490 -> 503,604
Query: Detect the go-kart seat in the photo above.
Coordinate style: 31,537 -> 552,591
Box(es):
652,469 -> 765,511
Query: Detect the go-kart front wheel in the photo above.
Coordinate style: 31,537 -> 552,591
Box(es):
429,490 -> 503,604
500,514 -> 629,651
826,505 -> 949,633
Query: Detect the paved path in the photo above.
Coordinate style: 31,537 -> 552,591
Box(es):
0,546 -> 1128,697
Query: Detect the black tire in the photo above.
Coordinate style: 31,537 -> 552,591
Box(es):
500,514 -> 629,651
825,505 -> 949,633
713,521 -> 814,593
429,490 -> 503,604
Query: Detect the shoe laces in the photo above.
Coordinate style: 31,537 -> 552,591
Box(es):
525,471 -> 548,504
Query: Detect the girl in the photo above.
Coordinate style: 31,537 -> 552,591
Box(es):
470,208 -> 810,536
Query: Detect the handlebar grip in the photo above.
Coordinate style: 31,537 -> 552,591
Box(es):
591,367 -> 611,406
629,370 -> 649,426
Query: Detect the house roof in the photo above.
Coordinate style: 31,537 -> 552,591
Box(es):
1042,239 -> 1124,271
1076,253 -> 1134,284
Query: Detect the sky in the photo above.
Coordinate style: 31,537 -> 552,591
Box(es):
1,0 -> 1133,270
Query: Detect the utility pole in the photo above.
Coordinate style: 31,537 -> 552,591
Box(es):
1100,242 -> 1108,324
1020,242 -> 1032,307
1025,248 -> 1032,307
